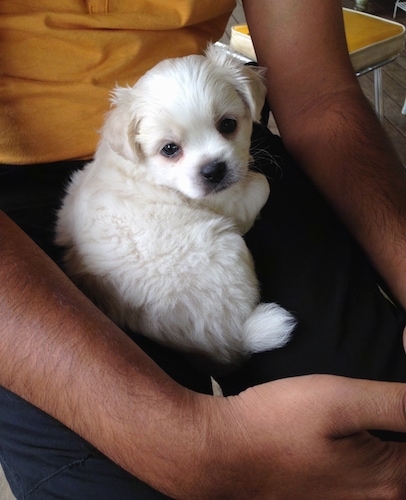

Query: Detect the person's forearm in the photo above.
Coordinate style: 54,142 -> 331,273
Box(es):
283,88 -> 406,310
0,211 -> 215,497
244,0 -> 406,309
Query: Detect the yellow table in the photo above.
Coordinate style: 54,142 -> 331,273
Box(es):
229,8 -> 405,121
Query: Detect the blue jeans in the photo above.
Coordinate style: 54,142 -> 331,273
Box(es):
1,125 -> 405,499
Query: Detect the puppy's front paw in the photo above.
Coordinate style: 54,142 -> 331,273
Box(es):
234,171 -> 270,234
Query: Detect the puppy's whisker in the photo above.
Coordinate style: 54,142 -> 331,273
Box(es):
249,146 -> 283,181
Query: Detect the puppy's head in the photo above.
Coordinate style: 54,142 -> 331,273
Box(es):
102,44 -> 267,198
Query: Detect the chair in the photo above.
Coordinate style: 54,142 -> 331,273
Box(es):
229,8 -> 406,121
393,1 -> 406,18
392,2 -> 406,114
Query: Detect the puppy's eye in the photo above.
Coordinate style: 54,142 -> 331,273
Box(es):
218,118 -> 237,136
161,143 -> 181,158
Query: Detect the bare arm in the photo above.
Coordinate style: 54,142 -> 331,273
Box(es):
0,211 -> 209,495
243,0 -> 406,310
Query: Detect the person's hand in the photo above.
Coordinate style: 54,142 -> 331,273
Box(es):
199,374 -> 406,499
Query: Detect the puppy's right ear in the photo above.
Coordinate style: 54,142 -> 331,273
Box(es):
101,85 -> 140,161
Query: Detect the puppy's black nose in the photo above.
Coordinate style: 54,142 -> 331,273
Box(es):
200,161 -> 227,184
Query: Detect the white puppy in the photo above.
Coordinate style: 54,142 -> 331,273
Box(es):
55,45 -> 295,365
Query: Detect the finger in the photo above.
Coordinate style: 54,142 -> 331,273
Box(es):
319,375 -> 406,437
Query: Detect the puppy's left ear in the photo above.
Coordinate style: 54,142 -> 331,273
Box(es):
205,44 -> 267,122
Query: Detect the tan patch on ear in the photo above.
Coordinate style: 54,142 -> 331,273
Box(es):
129,119 -> 144,160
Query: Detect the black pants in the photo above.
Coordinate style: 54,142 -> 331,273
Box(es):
1,124 -> 405,499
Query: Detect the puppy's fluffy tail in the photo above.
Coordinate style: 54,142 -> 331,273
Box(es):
242,303 -> 296,355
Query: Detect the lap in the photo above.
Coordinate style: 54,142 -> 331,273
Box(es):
1,124 -> 405,498
219,125 -> 406,417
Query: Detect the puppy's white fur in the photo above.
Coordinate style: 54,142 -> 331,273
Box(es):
56,45 -> 295,365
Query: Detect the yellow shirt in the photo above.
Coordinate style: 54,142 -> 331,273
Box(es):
0,1 -> 235,164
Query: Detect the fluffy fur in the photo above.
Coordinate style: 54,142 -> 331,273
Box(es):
55,45 -> 295,365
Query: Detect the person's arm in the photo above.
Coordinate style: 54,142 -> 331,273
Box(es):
0,211 -> 208,496
243,0 -> 406,311
2,214 -> 406,498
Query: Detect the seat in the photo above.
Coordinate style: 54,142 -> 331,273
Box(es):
229,8 -> 405,121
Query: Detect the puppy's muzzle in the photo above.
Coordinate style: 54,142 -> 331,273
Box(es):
200,161 -> 227,185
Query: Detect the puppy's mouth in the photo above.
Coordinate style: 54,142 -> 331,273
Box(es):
199,160 -> 240,196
